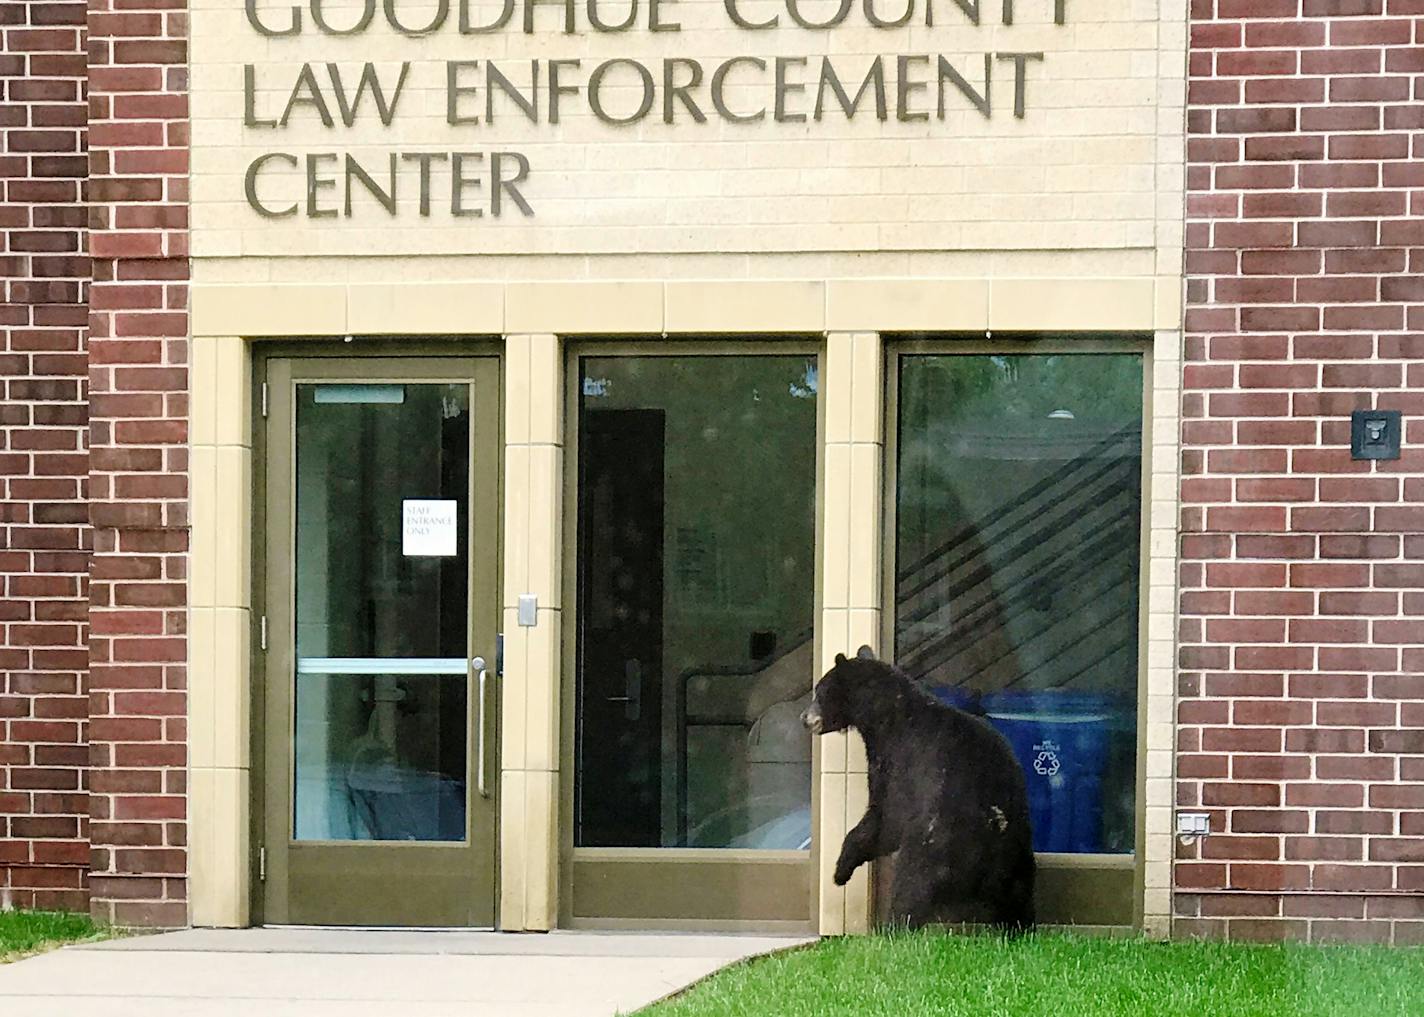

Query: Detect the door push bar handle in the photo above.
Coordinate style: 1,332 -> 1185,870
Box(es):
473,656 -> 491,799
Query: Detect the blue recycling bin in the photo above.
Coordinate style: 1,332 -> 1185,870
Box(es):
980,690 -> 1115,853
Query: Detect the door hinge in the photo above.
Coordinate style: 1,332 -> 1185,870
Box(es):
259,846 -> 267,882
260,381 -> 269,418
259,615 -> 268,652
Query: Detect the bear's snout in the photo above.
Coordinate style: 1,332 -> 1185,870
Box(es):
801,702 -> 823,734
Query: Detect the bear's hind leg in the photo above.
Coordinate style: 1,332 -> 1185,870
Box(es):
886,848 -> 967,931
998,852 -> 1036,933
973,850 -> 1035,934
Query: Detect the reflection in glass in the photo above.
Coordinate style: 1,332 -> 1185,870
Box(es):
295,667 -> 467,841
293,383 -> 470,842
895,354 -> 1143,854
575,356 -> 818,850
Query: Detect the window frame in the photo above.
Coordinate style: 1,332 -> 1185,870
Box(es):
881,334 -> 1154,929
558,337 -> 825,933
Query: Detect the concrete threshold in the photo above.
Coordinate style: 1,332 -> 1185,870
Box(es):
84,926 -> 813,958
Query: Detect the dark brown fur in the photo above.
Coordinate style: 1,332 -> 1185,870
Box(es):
802,647 -> 1036,932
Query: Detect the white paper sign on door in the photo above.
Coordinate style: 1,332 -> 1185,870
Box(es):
402,499 -> 458,557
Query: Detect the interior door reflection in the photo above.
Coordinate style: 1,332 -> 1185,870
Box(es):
574,356 -> 818,851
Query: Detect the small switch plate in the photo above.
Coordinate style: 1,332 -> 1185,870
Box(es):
1176,812 -> 1211,838
518,594 -> 538,627
1351,409 -> 1402,460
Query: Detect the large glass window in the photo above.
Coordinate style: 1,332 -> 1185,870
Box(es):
895,352 -> 1143,854
293,383 -> 471,842
575,354 -> 818,850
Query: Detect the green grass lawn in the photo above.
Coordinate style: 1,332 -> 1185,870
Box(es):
640,931 -> 1424,1017
0,910 -> 105,963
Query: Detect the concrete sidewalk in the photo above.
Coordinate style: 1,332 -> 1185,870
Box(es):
0,928 -> 813,1016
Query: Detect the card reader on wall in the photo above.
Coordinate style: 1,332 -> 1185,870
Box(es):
518,594 -> 537,627
1351,409 -> 1402,461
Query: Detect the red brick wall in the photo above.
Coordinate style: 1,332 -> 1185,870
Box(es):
1,0 -> 92,914
85,0 -> 190,926
1179,0 -> 1424,943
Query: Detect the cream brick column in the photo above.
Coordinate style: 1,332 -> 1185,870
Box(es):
1142,329 -> 1183,940
816,331 -> 883,936
1145,0 -> 1187,943
188,335 -> 253,927
498,334 -> 563,932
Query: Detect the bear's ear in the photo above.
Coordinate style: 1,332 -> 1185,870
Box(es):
834,652 -> 847,666
855,645 -> 876,661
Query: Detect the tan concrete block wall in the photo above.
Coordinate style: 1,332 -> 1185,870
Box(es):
189,337 -> 255,928
193,0 -> 1178,261
816,331 -> 882,935
1145,326 -> 1182,939
191,249 -> 1163,287
181,0 -> 1187,935
499,333 -> 564,931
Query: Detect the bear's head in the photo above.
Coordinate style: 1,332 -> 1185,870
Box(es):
801,645 -> 901,736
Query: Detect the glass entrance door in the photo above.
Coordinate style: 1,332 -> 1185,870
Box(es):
260,357 -> 500,927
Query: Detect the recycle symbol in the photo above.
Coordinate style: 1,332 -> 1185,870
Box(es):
1033,751 -> 1061,777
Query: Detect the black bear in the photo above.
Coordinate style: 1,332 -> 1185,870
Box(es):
801,646 -> 1035,932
